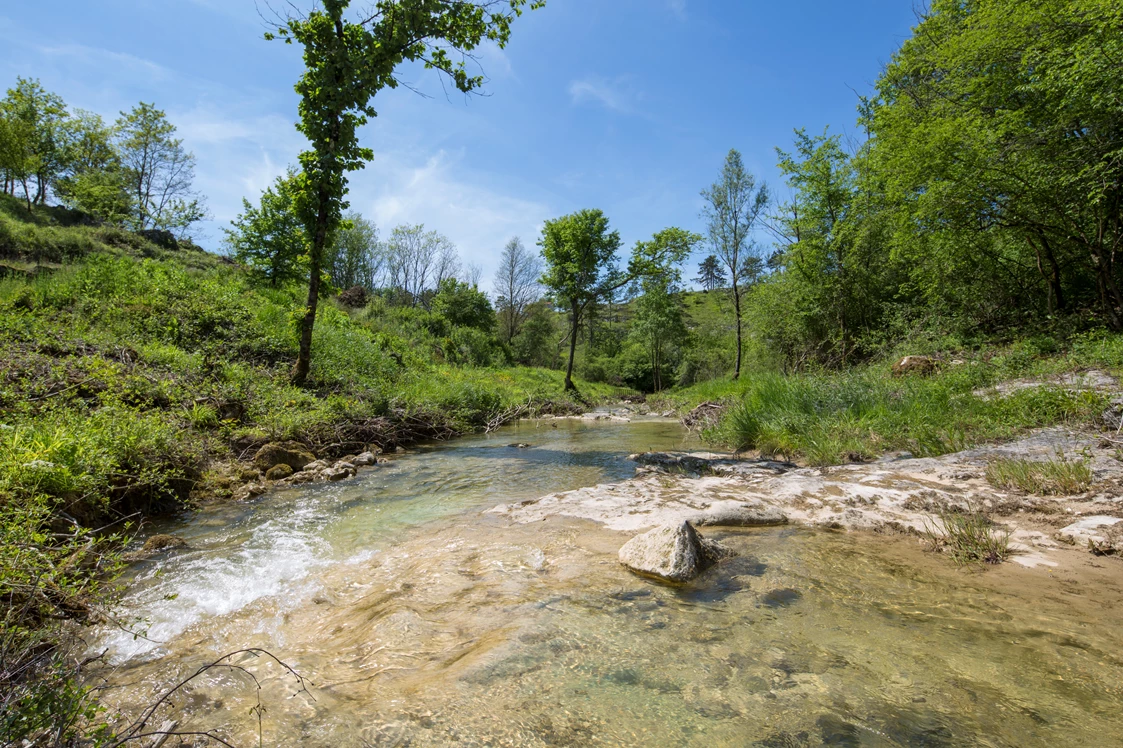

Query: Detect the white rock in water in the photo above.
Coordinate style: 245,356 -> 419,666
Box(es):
691,502 -> 788,527
618,521 -> 734,583
354,451 -> 378,466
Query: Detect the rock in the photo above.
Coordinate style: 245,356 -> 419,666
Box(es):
892,355 -> 938,377
691,502 -> 788,527
138,228 -> 178,251
142,534 -> 187,553
337,285 -> 369,308
289,472 -> 314,485
354,451 -> 378,466
1055,516 -> 1123,548
508,443 -> 532,449
122,534 -> 187,562
1089,523 -> 1123,555
253,441 -> 316,472
1102,398 -> 1123,431
323,467 -> 353,482
265,464 -> 294,481
618,521 -> 735,583
302,459 -> 330,472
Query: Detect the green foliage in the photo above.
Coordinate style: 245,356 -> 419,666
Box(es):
985,457 -> 1093,496
268,0 -> 543,384
225,169 -> 309,287
924,507 -> 1012,566
700,148 -> 769,378
432,277 -> 495,332
328,211 -> 380,290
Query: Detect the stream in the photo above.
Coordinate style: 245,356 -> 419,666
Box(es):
93,417 -> 1123,747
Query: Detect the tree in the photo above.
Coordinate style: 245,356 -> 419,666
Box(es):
432,277 -> 495,331
694,254 -> 726,291
629,228 -> 700,391
385,224 -> 459,306
872,0 -> 1123,327
55,110 -> 133,224
0,110 -> 36,209
0,78 -> 68,208
539,212 -> 690,391
494,236 -> 542,343
539,209 -> 624,391
328,212 -> 383,290
266,0 -> 543,386
116,103 -> 205,235
700,148 -> 768,379
224,170 -> 308,287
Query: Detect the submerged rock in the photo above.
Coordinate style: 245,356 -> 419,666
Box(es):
253,441 -> 316,472
618,521 -> 735,583
123,533 -> 187,562
691,501 -> 788,527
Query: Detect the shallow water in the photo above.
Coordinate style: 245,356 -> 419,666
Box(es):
94,418 -> 1123,747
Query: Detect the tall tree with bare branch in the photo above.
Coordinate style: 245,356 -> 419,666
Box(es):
700,148 -> 768,380
494,236 -> 541,343
266,0 -> 543,385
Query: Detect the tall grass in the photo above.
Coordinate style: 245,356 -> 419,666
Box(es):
986,457 -> 1093,495
671,369 -> 1106,465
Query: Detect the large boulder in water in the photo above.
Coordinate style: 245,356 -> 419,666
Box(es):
253,441 -> 316,472
618,521 -> 735,583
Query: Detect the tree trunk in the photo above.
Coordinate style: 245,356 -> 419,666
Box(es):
564,301 -> 579,392
291,180 -> 333,386
731,280 -> 743,380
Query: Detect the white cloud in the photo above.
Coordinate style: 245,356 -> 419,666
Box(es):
33,43 -> 171,81
567,75 -> 640,114
667,0 -> 687,19
348,148 -> 550,295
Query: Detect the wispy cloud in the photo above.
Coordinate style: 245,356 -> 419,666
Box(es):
666,0 -> 687,19
33,43 -> 171,81
349,148 -> 550,294
567,75 -> 641,114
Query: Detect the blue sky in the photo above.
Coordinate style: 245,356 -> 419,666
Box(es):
1,1 -> 919,292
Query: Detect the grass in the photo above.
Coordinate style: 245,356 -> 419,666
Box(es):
924,507 -> 1013,566
985,457 -> 1093,495
652,352 -> 1114,466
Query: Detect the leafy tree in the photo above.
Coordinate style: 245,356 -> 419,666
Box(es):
0,109 -> 36,209
266,0 -> 543,386
694,254 -> 726,291
700,148 -> 768,379
512,300 -> 557,367
116,103 -> 205,235
628,229 -> 699,391
328,212 -> 383,290
872,0 -> 1123,326
538,209 -> 624,392
494,236 -> 542,343
224,170 -> 308,287
55,111 -> 133,224
432,277 -> 496,331
0,78 -> 68,208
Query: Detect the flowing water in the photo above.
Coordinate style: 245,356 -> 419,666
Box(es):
93,418 -> 1123,747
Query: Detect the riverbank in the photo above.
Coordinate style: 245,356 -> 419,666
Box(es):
90,417 -> 1123,746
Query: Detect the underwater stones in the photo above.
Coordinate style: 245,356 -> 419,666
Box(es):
618,521 -> 735,583
253,441 -> 316,472
122,533 -> 187,562
691,502 -> 789,527
265,463 -> 293,481
508,443 -> 532,449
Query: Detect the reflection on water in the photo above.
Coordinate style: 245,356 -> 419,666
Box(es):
93,418 -> 1123,747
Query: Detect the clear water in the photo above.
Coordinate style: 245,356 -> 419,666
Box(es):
93,418 -> 1123,747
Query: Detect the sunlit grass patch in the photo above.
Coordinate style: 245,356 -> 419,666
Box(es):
985,457 -> 1092,496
